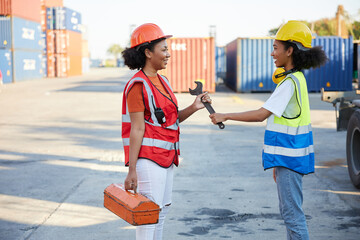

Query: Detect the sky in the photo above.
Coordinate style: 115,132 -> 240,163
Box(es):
64,0 -> 360,59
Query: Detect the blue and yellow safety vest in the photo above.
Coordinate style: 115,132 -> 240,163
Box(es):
262,71 -> 315,174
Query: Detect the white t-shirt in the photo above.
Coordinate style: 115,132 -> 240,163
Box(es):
263,79 -> 300,118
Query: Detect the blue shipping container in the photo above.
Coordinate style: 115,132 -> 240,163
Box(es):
42,54 -> 47,77
226,38 -> 275,92
215,46 -> 226,83
46,7 -> 55,30
225,37 -> 353,92
304,37 -> 353,92
0,49 -> 13,84
47,7 -> 82,33
13,50 -> 43,82
0,16 -> 12,49
0,16 -> 43,50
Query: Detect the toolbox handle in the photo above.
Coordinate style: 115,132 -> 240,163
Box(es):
114,183 -> 136,196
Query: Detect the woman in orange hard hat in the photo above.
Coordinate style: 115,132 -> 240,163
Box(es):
210,20 -> 327,239
121,23 -> 211,240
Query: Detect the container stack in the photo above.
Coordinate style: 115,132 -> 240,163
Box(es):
159,37 -> 215,93
45,3 -> 82,77
0,0 -> 43,83
225,37 -> 353,92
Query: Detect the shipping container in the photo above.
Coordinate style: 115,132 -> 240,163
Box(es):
159,37 -> 215,93
0,0 -> 41,23
52,54 -> 82,77
41,31 -> 46,53
43,0 -> 63,7
68,55 -> 82,76
90,59 -> 103,68
12,50 -> 43,82
0,49 -> 13,84
0,16 -> 43,50
48,7 -> 82,33
304,37 -> 353,91
215,46 -> 226,83
47,53 -> 55,77
46,7 -> 55,30
225,36 -> 353,92
54,30 -> 82,55
0,16 -> 11,49
46,30 -> 82,55
40,5 -> 46,32
46,30 -> 55,53
42,54 -> 47,77
55,53 -> 67,77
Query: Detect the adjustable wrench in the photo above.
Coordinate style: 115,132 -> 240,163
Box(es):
189,81 -> 225,129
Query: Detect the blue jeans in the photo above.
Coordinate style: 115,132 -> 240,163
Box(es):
275,167 -> 310,240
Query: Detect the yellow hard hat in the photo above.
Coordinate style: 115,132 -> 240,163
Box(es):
275,20 -> 312,49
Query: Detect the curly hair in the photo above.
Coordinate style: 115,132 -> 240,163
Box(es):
122,38 -> 165,70
282,41 -> 328,71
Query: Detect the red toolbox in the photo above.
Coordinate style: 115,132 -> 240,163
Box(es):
104,183 -> 160,226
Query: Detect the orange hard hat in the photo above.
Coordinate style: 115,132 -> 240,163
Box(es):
130,23 -> 172,48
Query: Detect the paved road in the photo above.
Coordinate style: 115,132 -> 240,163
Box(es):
0,68 -> 359,240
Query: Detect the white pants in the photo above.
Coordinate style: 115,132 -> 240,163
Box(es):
135,159 -> 174,240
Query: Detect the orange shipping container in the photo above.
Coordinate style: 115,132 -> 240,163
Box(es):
54,30 -> 82,56
46,30 -> 55,54
47,53 -> 55,77
40,5 -> 46,32
46,30 -> 82,56
68,55 -> 82,76
159,37 -> 215,93
43,0 -> 63,7
0,0 -> 41,23
53,54 -> 82,77
55,54 -> 67,77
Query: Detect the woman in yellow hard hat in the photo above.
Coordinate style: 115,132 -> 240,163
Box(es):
210,20 -> 327,239
121,23 -> 211,240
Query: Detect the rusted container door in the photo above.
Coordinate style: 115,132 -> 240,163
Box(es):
160,37 -> 215,93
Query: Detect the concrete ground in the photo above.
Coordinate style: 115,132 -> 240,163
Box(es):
0,68 -> 359,240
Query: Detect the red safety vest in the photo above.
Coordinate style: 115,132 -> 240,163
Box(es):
122,70 -> 180,168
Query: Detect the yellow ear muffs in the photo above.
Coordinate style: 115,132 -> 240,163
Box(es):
272,68 -> 286,84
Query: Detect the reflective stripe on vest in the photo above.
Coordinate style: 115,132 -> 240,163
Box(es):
123,137 -> 179,150
263,72 -> 314,175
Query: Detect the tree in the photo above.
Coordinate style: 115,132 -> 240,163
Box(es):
353,21 -> 360,40
268,27 -> 279,36
107,44 -> 123,61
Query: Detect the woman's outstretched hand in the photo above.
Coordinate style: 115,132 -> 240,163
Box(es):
209,113 -> 227,125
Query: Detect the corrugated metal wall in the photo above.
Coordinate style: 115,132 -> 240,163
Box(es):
215,46 -> 226,83
225,37 -> 354,92
0,49 -> 13,83
13,51 -> 43,81
0,0 -> 41,23
159,37 -> 215,93
304,37 -> 353,91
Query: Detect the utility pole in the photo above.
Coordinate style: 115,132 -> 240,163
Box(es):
209,25 -> 216,45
